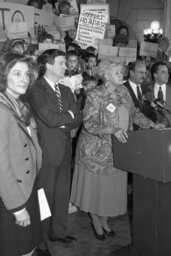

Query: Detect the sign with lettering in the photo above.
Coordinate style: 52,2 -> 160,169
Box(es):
76,9 -> 108,49
80,4 -> 109,18
140,41 -> 158,58
34,9 -> 54,27
0,2 -> 34,31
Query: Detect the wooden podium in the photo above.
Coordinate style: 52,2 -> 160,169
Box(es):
112,129 -> 171,256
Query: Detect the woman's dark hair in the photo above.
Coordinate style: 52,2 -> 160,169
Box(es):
37,48 -> 66,79
0,52 -> 37,92
27,0 -> 44,9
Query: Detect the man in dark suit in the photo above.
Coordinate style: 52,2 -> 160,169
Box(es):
124,59 -> 150,129
28,49 -> 82,253
145,61 -> 171,127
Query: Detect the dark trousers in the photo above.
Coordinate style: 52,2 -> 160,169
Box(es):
40,142 -> 71,240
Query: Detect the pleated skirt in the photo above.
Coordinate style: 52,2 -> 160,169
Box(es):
70,163 -> 128,217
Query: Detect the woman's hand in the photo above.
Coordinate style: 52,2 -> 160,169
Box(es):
14,209 -> 31,227
114,128 -> 128,143
150,122 -> 165,129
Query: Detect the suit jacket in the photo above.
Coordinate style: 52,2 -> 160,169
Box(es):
145,83 -> 171,126
124,80 -> 143,110
28,77 -> 82,166
0,103 -> 42,212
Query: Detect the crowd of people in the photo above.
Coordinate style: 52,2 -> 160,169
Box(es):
0,1 -> 171,256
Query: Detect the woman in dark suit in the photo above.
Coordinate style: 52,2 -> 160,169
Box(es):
0,52 -> 42,256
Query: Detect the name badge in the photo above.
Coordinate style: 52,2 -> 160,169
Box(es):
106,103 -> 116,113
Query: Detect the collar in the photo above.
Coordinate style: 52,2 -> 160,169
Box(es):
44,76 -> 56,91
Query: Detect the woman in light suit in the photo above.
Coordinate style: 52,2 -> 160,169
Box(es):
0,52 -> 42,256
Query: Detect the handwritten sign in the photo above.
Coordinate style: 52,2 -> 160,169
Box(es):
76,9 -> 108,49
119,47 -> 137,63
87,0 -> 107,4
6,21 -> 28,39
80,4 -> 109,18
54,15 -> 75,31
0,2 -> 34,31
140,41 -> 158,58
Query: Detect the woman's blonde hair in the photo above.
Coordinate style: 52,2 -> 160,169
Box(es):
97,60 -> 124,81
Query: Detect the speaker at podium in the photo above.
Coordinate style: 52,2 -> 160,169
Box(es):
112,128 -> 171,256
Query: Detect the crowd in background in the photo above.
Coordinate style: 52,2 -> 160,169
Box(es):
0,0 -> 171,256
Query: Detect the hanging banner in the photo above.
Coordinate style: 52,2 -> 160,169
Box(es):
76,8 -> 108,49
6,21 -> 28,39
0,2 -> 34,31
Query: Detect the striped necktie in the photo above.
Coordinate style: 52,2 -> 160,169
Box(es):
137,85 -> 143,108
55,84 -> 63,112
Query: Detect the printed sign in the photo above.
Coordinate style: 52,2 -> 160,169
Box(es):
76,9 -> 108,49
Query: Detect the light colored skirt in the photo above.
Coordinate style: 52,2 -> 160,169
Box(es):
70,163 -> 127,217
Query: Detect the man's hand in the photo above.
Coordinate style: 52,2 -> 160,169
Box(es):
114,128 -> 128,143
14,209 -> 30,227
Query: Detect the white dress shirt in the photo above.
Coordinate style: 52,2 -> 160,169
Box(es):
154,83 -> 166,101
128,79 -> 142,99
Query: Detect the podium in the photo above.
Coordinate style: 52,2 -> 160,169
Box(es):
112,129 -> 171,256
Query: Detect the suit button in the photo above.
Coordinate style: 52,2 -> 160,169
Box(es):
26,170 -> 30,174
25,157 -> 29,161
17,179 -> 22,183
24,143 -> 27,147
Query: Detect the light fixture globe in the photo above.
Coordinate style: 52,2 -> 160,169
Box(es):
150,21 -> 160,30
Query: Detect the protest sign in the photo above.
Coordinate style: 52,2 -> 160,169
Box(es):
80,4 -> 109,18
0,2 -> 34,31
98,38 -> 113,46
34,9 -> 54,27
87,0 -> 107,4
6,21 -> 28,39
54,15 -> 75,31
119,47 -> 137,63
76,9 -> 108,49
39,42 -> 66,53
105,24 -> 115,39
140,41 -> 158,58
98,44 -> 118,61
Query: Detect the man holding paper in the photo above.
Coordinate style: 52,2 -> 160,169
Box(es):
28,49 -> 82,253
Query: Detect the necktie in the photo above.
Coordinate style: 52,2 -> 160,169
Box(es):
157,86 -> 164,102
55,84 -> 63,112
137,85 -> 143,108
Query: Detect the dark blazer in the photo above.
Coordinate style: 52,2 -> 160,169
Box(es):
145,83 -> 171,126
28,77 -> 82,166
